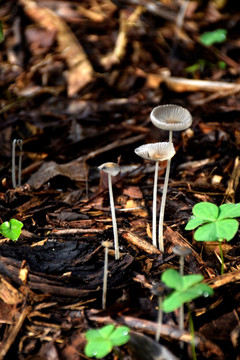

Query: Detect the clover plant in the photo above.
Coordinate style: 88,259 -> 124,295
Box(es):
84,324 -> 130,359
0,219 -> 23,241
161,269 -> 213,313
161,268 -> 213,359
200,29 -> 227,46
185,202 -> 240,274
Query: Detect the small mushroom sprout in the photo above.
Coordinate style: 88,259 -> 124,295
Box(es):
151,281 -> 168,342
135,142 -> 175,249
12,139 -> 23,188
150,105 -> 192,252
172,245 -> 192,276
98,162 -> 121,260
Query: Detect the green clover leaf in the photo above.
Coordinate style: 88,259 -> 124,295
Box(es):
185,202 -> 240,242
192,202 -> 219,221
200,29 -> 227,46
162,282 -> 213,312
84,325 -> 130,358
218,203 -> 240,220
0,219 -> 23,241
161,269 -> 213,313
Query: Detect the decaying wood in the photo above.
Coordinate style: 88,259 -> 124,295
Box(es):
51,228 -> 104,235
0,305 -> 32,360
122,231 -> 161,255
206,269 -> 240,289
164,76 -> 240,93
18,0 -> 94,96
101,6 -> 143,69
224,157 -> 240,203
27,134 -> 146,188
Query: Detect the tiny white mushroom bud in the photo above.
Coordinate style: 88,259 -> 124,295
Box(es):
98,162 -> 120,177
172,245 -> 192,257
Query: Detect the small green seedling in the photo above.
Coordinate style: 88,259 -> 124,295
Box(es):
185,59 -> 226,76
161,268 -> 213,359
0,21 -> 4,43
0,219 -> 23,241
185,202 -> 240,274
84,324 -> 130,359
200,29 -> 227,46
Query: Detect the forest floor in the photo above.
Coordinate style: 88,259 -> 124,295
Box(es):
1,0 -> 240,359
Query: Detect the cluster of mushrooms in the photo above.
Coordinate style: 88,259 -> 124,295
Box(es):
99,104 -> 193,260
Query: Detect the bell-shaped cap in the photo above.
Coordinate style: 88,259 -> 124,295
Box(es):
98,162 -> 120,176
172,245 -> 192,257
151,281 -> 169,297
135,142 -> 175,161
150,104 -> 192,131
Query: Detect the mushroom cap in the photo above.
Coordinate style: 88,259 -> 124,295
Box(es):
172,245 -> 192,257
102,240 -> 113,248
150,104 -> 192,131
98,162 -> 120,176
134,142 -> 175,161
151,282 -> 167,297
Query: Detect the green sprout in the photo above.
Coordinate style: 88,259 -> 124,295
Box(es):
0,21 -> 4,43
185,59 -> 226,77
84,324 -> 130,359
185,202 -> 240,274
200,29 -> 227,46
161,268 -> 213,359
0,219 -> 23,241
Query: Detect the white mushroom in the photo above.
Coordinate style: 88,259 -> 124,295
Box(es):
150,104 -> 192,139
135,142 -> 175,248
150,105 -> 192,252
98,162 -> 120,260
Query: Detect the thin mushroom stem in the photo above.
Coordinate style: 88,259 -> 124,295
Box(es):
158,158 -> 171,252
102,242 -> 109,309
188,303 -> 197,360
18,140 -> 23,187
218,240 -> 225,275
179,301 -> 184,349
156,296 -> 163,342
179,253 -> 185,343
12,139 -> 17,188
152,161 -> 159,247
178,251 -> 188,349
158,131 -> 173,252
172,246 -> 192,349
12,139 -> 23,188
108,173 -> 120,260
180,255 -> 184,276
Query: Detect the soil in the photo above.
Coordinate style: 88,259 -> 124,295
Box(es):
1,0 -> 240,359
